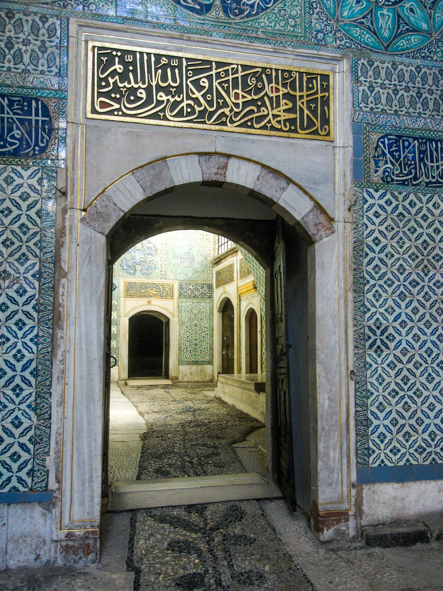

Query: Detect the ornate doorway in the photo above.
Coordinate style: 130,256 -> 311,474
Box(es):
128,312 -> 169,378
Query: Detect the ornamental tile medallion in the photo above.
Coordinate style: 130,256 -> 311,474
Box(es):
0,95 -> 58,161
319,0 -> 443,53
87,42 -> 333,141
215,264 -> 235,288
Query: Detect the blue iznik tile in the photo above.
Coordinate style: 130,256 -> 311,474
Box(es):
1,354 -> 36,390
0,420 -> 34,455
358,184 -> 443,468
0,389 -> 35,423
8,167 -> 41,197
84,0 -> 117,15
1,323 -> 38,357
5,260 -> 40,292
26,14 -> 61,47
0,452 -> 33,492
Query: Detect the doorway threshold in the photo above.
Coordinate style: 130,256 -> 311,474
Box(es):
107,473 -> 282,511
125,378 -> 173,386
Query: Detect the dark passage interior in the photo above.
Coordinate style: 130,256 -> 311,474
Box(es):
248,309 -> 258,374
221,298 -> 235,374
128,312 -> 168,377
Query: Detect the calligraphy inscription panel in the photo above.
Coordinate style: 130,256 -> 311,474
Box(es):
124,281 -> 174,298
0,94 -> 55,159
87,42 -> 333,141
368,127 -> 443,188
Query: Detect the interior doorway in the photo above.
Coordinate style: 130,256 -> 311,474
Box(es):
246,309 -> 258,374
128,312 -> 169,378
65,151 -> 346,544
221,298 -> 235,374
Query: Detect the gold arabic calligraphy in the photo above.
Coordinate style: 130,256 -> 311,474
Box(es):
87,43 -> 333,140
124,282 -> 174,299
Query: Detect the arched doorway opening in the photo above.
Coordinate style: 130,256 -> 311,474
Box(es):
128,312 -> 169,378
246,308 -> 258,374
221,298 -> 235,374
60,153 -> 353,549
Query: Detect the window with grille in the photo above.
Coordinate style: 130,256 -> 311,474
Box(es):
218,235 -> 233,254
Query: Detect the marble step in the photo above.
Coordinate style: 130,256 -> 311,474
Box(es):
107,473 -> 282,511
125,378 -> 173,386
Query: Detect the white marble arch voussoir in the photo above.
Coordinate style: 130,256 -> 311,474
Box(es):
81,154 -> 335,244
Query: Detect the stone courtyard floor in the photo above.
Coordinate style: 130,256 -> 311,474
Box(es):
1,384 -> 442,590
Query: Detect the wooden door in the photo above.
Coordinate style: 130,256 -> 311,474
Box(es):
163,317 -> 169,378
273,223 -> 296,509
222,299 -> 235,374
248,310 -> 258,374
102,260 -> 114,498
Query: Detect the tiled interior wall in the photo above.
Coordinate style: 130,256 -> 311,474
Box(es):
354,188 -> 443,468
0,0 -> 442,494
112,231 -> 216,367
0,5 -> 64,493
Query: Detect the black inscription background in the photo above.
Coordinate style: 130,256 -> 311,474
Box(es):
90,45 -> 332,139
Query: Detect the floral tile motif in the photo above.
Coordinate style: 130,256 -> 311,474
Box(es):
0,10 -> 61,76
354,59 -> 443,119
82,0 -> 115,14
317,0 -> 443,54
0,164 -> 56,492
178,299 -> 213,365
0,389 -> 35,423
355,187 -> 443,467
0,451 -> 33,491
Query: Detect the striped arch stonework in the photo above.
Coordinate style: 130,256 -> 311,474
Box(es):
81,154 -> 335,244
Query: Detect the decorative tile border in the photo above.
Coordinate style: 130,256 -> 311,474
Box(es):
353,110 -> 443,133
353,58 -> 443,119
179,282 -> 213,299
358,463 -> 443,483
215,264 -> 235,289
353,186 -> 369,467
0,490 -> 53,503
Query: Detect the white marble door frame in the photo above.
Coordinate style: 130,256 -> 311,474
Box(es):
53,22 -> 354,563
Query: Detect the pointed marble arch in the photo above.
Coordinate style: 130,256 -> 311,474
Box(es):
81,154 -> 335,243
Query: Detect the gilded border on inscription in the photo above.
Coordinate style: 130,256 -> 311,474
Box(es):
86,41 -> 334,142
124,281 -> 174,298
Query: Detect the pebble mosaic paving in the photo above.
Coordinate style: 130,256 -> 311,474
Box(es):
114,384 -> 314,591
127,501 -> 315,591
119,384 -> 263,479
